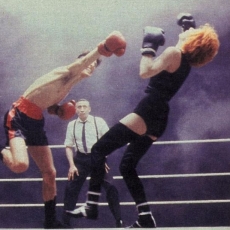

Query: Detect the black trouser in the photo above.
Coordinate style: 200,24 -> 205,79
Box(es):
64,152 -> 91,211
89,123 -> 153,205
63,151 -> 121,221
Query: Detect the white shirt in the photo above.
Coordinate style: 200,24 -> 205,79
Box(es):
64,114 -> 109,153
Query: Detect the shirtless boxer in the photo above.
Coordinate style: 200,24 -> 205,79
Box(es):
0,31 -> 126,228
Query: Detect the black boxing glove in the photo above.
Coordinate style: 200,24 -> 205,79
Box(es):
141,26 -> 165,56
177,13 -> 196,31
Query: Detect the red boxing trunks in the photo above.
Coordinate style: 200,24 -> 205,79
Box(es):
4,97 -> 49,146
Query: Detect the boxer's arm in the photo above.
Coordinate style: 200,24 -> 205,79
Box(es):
139,46 -> 181,79
67,31 -> 126,77
67,48 -> 101,78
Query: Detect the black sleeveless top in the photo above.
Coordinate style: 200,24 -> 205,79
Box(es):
144,53 -> 191,101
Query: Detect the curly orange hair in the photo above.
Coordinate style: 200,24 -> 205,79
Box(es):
181,24 -> 220,67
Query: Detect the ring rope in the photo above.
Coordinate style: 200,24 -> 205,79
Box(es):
1,172 -> 230,182
44,138 -> 230,149
1,199 -> 230,208
153,138 -> 230,145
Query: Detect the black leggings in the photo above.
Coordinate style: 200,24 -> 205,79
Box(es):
89,123 -> 153,205
102,179 -> 121,221
119,135 -> 153,205
89,123 -> 139,192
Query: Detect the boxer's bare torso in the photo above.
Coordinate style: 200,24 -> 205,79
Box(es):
23,67 -> 80,110
23,48 -> 100,110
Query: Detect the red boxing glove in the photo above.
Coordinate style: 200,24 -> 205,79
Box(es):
57,100 -> 76,120
98,41 -> 113,57
98,31 -> 126,57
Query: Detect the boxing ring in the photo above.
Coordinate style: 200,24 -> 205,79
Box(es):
0,138 -> 230,229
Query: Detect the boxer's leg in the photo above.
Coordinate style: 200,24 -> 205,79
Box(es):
1,137 -> 29,173
29,146 -> 63,229
119,135 -> 156,228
